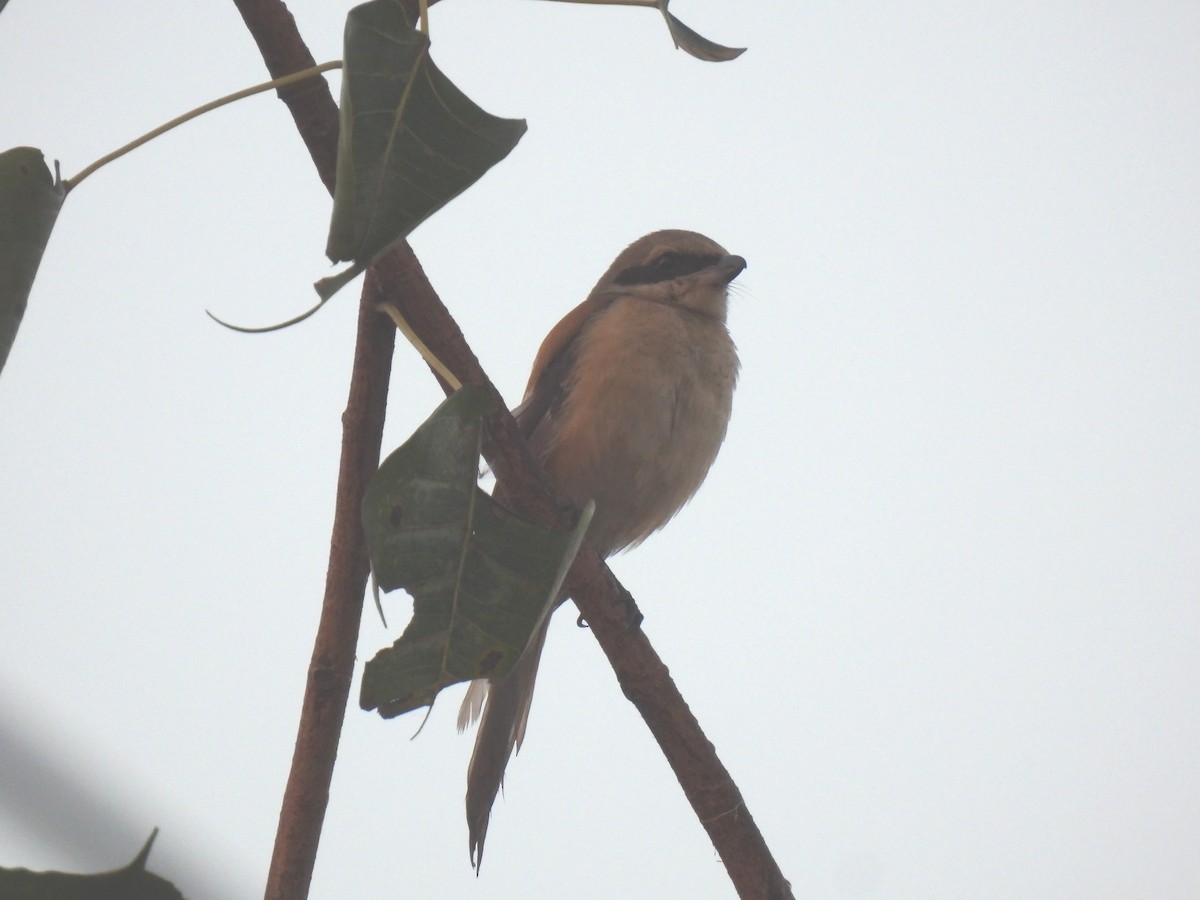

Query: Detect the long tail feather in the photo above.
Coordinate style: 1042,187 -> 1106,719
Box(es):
463,618 -> 551,871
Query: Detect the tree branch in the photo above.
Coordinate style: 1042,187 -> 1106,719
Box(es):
263,269 -> 395,900
233,1 -> 792,897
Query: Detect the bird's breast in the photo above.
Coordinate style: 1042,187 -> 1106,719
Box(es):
536,298 -> 738,556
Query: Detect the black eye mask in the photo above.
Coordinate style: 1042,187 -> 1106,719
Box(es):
613,252 -> 722,286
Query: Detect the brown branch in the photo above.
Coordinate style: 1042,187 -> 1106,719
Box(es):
263,271 -> 395,900
233,1 -> 792,897
562,554 -> 794,900
231,0 -> 340,192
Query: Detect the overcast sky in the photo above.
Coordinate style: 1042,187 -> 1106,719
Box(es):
2,1 -> 1198,898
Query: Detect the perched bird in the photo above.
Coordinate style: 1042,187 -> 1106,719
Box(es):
459,229 -> 745,869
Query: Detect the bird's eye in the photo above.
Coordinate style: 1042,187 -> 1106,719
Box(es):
613,250 -> 710,286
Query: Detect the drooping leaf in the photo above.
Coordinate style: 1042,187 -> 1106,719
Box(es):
318,0 -> 527,301
360,386 -> 591,719
533,0 -> 744,61
660,1 -> 746,62
0,830 -> 183,900
0,147 -> 66,376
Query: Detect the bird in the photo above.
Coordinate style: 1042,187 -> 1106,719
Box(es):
459,228 -> 745,870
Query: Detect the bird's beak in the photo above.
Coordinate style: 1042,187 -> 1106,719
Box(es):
710,254 -> 747,284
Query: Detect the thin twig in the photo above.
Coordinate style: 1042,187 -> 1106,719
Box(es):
65,61 -> 342,191
376,301 -> 461,389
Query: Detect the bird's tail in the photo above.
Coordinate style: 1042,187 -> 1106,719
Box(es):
459,616 -> 551,872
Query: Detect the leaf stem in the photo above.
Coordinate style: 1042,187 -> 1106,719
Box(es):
64,61 -> 344,191
376,301 -> 462,390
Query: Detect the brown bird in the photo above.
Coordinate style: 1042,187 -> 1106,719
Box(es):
459,229 -> 745,869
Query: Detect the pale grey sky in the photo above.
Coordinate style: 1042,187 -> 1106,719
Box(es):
2,1 -> 1198,898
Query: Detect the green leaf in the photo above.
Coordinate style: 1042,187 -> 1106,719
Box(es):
319,0 -> 527,301
531,0 -> 744,61
360,386 -> 591,719
0,830 -> 183,900
0,147 -> 66,376
660,1 -> 746,62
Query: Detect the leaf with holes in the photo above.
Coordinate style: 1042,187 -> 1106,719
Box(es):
360,386 -> 590,719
